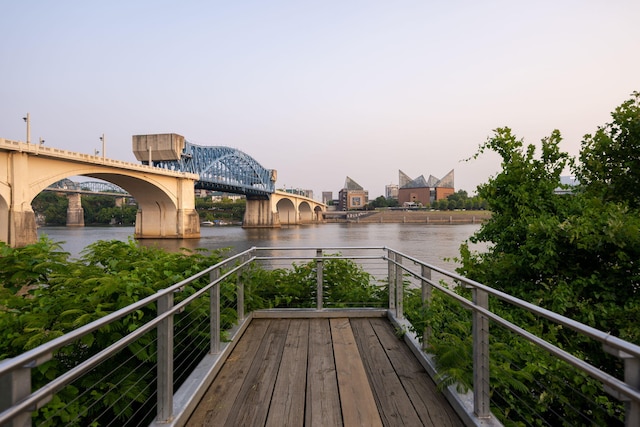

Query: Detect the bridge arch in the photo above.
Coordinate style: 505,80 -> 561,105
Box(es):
276,198 -> 297,225
0,139 -> 200,247
299,201 -> 313,222
34,170 -> 193,239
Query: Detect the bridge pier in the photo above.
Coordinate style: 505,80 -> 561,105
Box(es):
66,193 -> 85,227
134,207 -> 201,239
2,151 -> 38,246
7,209 -> 38,248
243,197 -> 280,228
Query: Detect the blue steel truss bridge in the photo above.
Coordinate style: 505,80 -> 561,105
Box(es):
46,179 -> 131,197
133,134 -> 276,198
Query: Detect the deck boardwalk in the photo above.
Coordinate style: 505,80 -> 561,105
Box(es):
187,317 -> 464,427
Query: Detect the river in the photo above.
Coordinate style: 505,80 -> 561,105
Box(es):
38,223 -> 484,272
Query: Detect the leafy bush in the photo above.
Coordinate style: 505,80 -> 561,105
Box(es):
243,255 -> 387,309
401,93 -> 640,425
0,238 -> 226,426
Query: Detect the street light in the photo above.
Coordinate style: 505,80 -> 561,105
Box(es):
22,113 -> 30,144
99,134 -> 105,160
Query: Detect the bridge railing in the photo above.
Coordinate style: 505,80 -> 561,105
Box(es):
0,247 -> 638,426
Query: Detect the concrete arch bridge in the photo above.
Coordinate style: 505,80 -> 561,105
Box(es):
248,190 -> 325,227
0,138 -> 201,247
0,136 -> 325,247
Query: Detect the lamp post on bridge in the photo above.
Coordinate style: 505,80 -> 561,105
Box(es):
100,134 -> 105,160
22,113 -> 30,144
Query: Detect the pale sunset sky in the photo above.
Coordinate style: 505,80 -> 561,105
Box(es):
2,1 -> 639,199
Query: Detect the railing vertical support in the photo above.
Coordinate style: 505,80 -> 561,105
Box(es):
316,249 -> 323,310
210,269 -> 220,354
421,264 -> 432,351
237,262 -> 245,323
157,292 -> 174,423
625,356 -> 639,426
395,255 -> 403,319
388,249 -> 396,311
471,287 -> 491,418
0,366 -> 32,427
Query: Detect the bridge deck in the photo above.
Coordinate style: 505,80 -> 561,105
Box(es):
187,317 -> 464,426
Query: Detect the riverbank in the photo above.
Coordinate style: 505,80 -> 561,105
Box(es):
326,210 -> 491,224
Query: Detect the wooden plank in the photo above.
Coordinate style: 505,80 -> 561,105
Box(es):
188,318 -> 271,426
252,308 -> 388,318
265,319 -> 309,427
305,318 -> 342,427
330,318 -> 383,427
223,319 -> 290,426
369,317 -> 465,427
351,318 -> 424,426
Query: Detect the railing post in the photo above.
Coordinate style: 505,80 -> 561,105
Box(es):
157,292 -> 174,423
625,356 -> 639,427
471,287 -> 491,418
237,261 -> 245,322
0,365 -> 32,427
210,268 -> 220,354
421,264 -> 432,351
395,255 -> 403,319
388,249 -> 396,311
316,249 -> 323,310
604,345 -> 640,426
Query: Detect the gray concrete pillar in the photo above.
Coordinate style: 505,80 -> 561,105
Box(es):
243,197 -> 279,228
8,209 -> 37,247
66,193 -> 85,227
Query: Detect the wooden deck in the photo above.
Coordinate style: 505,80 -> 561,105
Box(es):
187,317 -> 464,426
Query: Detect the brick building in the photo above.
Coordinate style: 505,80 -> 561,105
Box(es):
397,170 -> 454,206
338,177 -> 368,210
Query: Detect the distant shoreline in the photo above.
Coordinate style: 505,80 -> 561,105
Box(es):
325,210 -> 491,224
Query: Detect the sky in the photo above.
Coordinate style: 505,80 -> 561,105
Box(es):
2,1 -> 639,200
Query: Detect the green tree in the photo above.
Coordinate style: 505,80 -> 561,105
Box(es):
33,192 -> 68,225
577,91 -> 640,207
367,196 -> 389,209
82,195 -> 116,224
447,190 -> 468,204
416,94 -> 640,425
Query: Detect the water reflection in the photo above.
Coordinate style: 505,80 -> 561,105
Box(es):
39,223 -> 485,272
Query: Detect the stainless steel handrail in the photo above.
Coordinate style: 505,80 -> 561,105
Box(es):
385,247 -> 640,359
0,246 -> 637,426
384,247 -> 640,424
0,248 -> 254,377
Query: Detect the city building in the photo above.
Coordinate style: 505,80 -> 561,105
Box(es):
554,176 -> 579,195
397,169 -> 454,206
385,184 -> 399,200
338,177 -> 368,210
322,191 -> 333,204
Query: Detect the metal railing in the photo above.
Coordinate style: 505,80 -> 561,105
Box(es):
0,246 -> 638,426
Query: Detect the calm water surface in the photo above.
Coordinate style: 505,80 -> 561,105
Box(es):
39,223 -> 484,271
